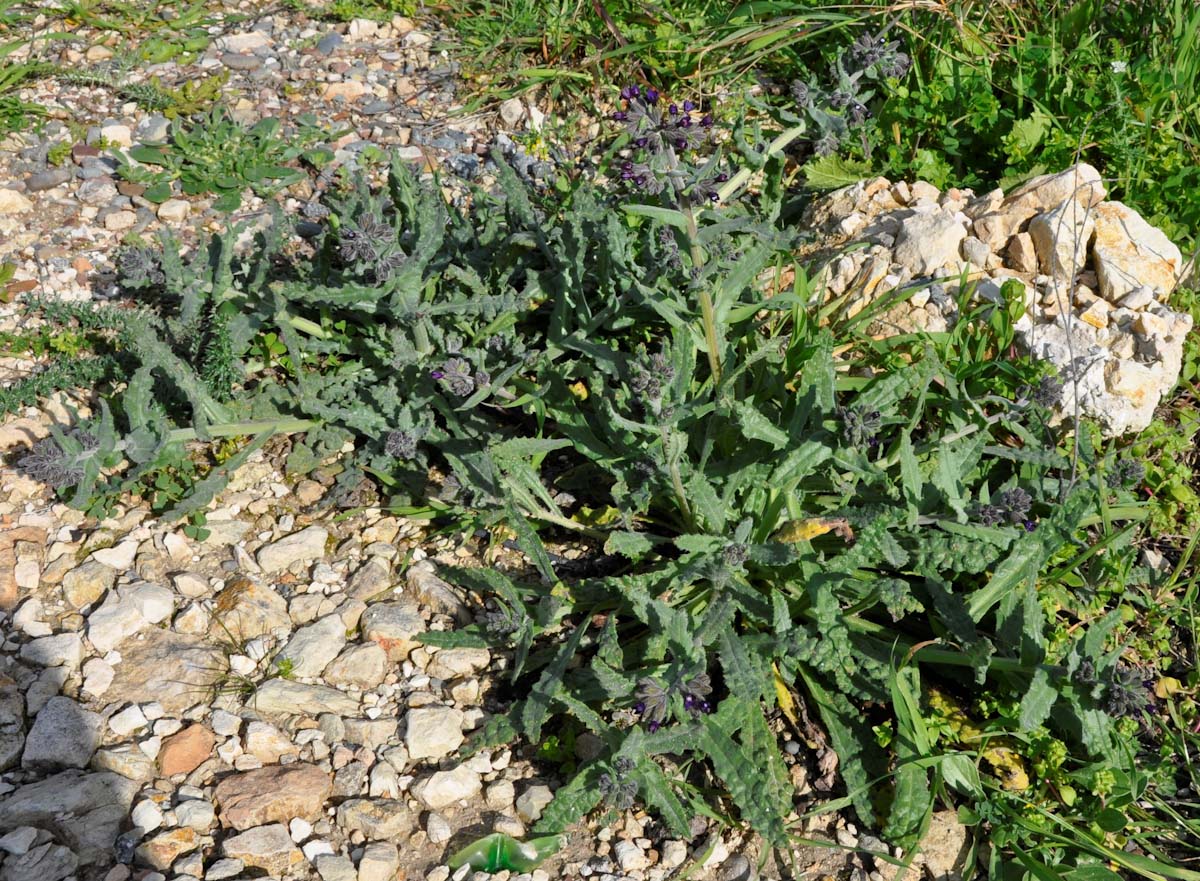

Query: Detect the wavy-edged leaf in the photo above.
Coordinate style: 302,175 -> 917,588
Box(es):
633,758 -> 692,837
521,619 -> 589,742
699,696 -> 791,847
533,764 -> 604,835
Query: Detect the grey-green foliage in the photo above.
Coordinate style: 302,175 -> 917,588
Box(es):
16,140 -> 1157,869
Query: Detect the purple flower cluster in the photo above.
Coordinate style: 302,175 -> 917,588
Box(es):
613,85 -> 715,155
610,84 -> 731,205
633,671 -> 713,732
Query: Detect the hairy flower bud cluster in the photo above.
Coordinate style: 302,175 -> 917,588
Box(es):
19,432 -> 98,487
977,487 -> 1034,529
837,406 -> 882,448
629,349 -> 675,403
115,246 -> 166,290
336,213 -> 407,282
384,429 -> 419,460
1106,458 -> 1145,489
598,757 -> 638,810
633,671 -> 714,732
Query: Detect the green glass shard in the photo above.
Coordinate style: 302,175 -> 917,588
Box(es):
446,833 -> 561,873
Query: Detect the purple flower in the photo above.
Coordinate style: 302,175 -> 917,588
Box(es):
683,99 -> 696,112
645,87 -> 660,103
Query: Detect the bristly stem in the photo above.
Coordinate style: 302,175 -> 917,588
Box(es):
713,123 -> 808,205
680,202 -> 723,385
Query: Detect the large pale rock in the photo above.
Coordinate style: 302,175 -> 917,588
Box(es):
248,679 -> 359,717
275,614 -> 346,678
0,771 -> 138,865
323,643 -> 389,689
19,633 -> 83,670
426,647 -> 490,680
135,827 -> 199,871
106,629 -> 227,715
86,583 -> 174,652
973,163 -> 1105,251
214,763 -> 332,829
357,842 -> 401,881
243,721 -> 298,764
919,810 -> 970,880
360,601 -> 425,661
403,706 -> 464,760
0,189 -> 33,215
335,799 -> 413,840
1029,199 -> 1094,280
347,558 -> 392,601
1002,163 -> 1105,216
221,824 -> 303,875
1092,201 -> 1182,301
256,526 -> 328,573
891,210 -> 967,276
22,697 -> 101,770
515,784 -> 554,824
410,765 -> 481,810
61,560 -> 116,608
1017,314 -> 1192,436
210,577 -> 291,640
407,562 -> 470,619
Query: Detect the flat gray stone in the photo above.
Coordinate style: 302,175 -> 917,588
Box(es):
21,697 -> 101,771
105,628 -> 227,715
275,614 -> 346,678
0,841 -> 78,881
249,679 -> 359,717
0,771 -> 137,865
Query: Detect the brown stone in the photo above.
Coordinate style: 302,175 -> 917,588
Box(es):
134,827 -> 199,871
221,824 -> 303,874
158,724 -> 216,777
214,763 -> 332,830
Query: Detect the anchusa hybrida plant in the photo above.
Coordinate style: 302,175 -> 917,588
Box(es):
611,84 -> 731,382
14,33 -> 1185,873
785,31 -> 911,159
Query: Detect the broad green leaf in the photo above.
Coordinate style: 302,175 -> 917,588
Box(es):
621,203 -> 688,230
521,619 -> 589,742
699,697 -> 791,847
416,629 -> 490,649
633,758 -> 693,838
732,399 -> 789,450
1018,667 -> 1059,731
801,154 -> 874,189
533,765 -> 604,834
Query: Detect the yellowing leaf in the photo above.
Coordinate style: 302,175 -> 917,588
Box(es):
1155,676 -> 1183,699
772,517 -> 854,544
573,505 -> 622,527
772,663 -> 798,726
568,380 -> 588,401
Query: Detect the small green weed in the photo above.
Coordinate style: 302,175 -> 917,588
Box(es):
115,109 -> 334,211
308,0 -> 414,23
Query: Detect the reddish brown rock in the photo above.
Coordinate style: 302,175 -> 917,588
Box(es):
158,724 -> 215,777
214,763 -> 332,830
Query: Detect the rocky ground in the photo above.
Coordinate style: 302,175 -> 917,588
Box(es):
0,5 -> 939,881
